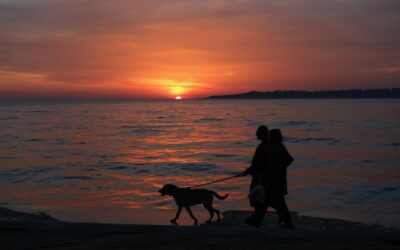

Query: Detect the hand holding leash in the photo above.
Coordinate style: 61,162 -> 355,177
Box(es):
236,171 -> 248,177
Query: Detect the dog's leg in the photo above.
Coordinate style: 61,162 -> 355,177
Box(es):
185,206 -> 198,226
214,208 -> 221,224
203,203 -> 214,223
171,206 -> 182,224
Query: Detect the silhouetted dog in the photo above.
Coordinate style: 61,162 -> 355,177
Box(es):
158,184 -> 228,225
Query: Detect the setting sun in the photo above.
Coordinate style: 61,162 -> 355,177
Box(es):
175,96 -> 182,100
143,78 -> 206,98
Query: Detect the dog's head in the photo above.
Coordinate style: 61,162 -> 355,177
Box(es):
158,184 -> 179,196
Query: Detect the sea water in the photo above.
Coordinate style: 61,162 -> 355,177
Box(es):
0,99 -> 399,227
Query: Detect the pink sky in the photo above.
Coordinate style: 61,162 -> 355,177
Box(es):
0,0 -> 399,99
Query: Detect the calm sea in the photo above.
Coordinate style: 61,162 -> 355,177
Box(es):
0,99 -> 399,227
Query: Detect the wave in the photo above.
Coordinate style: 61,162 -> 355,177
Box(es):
119,126 -> 163,135
0,156 -> 17,160
194,117 -> 224,122
211,153 -> 236,158
106,166 -> 129,170
54,139 -> 68,145
135,169 -> 149,174
26,138 -> 47,142
173,162 -> 218,172
0,116 -> 19,120
15,110 -> 48,113
46,176 -> 94,181
1,167 -> 57,183
280,120 -> 319,127
286,137 -> 340,144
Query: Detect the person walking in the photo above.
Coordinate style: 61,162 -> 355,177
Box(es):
264,128 -> 293,228
240,125 -> 270,225
241,128 -> 293,228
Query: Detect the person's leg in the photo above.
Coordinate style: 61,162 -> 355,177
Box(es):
268,199 -> 283,225
254,203 -> 268,226
244,204 -> 258,224
248,178 -> 258,207
275,196 -> 292,228
246,202 -> 267,227
245,179 -> 259,223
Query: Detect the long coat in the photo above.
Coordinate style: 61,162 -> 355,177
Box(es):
265,143 -> 293,196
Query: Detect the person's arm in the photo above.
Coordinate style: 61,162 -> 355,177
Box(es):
282,145 -> 294,167
236,167 -> 250,177
238,165 -> 253,176
239,143 -> 262,176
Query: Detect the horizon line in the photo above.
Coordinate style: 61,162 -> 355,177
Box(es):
0,87 -> 399,102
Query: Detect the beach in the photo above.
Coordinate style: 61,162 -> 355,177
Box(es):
1,207 -> 399,250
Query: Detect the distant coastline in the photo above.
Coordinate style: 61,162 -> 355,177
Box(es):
206,88 -> 400,99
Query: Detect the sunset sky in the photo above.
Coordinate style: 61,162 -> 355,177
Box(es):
0,0 -> 399,99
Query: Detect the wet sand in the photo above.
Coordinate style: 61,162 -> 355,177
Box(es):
1,207 -> 399,250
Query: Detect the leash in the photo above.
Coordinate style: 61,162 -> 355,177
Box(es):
186,173 -> 242,189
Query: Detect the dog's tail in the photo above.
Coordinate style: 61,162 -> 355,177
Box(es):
212,191 -> 229,200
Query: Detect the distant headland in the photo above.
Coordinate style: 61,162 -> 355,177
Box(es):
207,88 -> 400,99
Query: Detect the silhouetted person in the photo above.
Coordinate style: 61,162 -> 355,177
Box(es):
240,125 -> 270,224
268,129 -> 293,227
249,128 -> 293,228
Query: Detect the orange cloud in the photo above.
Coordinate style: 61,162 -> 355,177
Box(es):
0,0 -> 399,100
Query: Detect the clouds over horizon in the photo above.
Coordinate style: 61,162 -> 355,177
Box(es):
1,0 -> 399,99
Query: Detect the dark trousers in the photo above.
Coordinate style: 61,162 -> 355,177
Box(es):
252,195 -> 292,227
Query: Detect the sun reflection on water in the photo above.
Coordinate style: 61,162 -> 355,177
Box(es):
1,100 -> 399,226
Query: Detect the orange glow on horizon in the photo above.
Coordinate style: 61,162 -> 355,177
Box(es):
141,79 -> 205,98
0,0 -> 398,100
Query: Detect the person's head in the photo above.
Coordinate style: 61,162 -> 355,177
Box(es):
269,128 -> 283,144
256,125 -> 269,141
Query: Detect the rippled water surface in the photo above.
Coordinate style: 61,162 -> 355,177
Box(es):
0,99 -> 399,227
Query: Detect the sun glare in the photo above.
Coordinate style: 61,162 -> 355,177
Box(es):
147,79 -> 203,98
175,96 -> 182,100
170,86 -> 186,96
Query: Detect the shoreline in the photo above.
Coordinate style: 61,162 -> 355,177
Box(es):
1,207 -> 399,250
